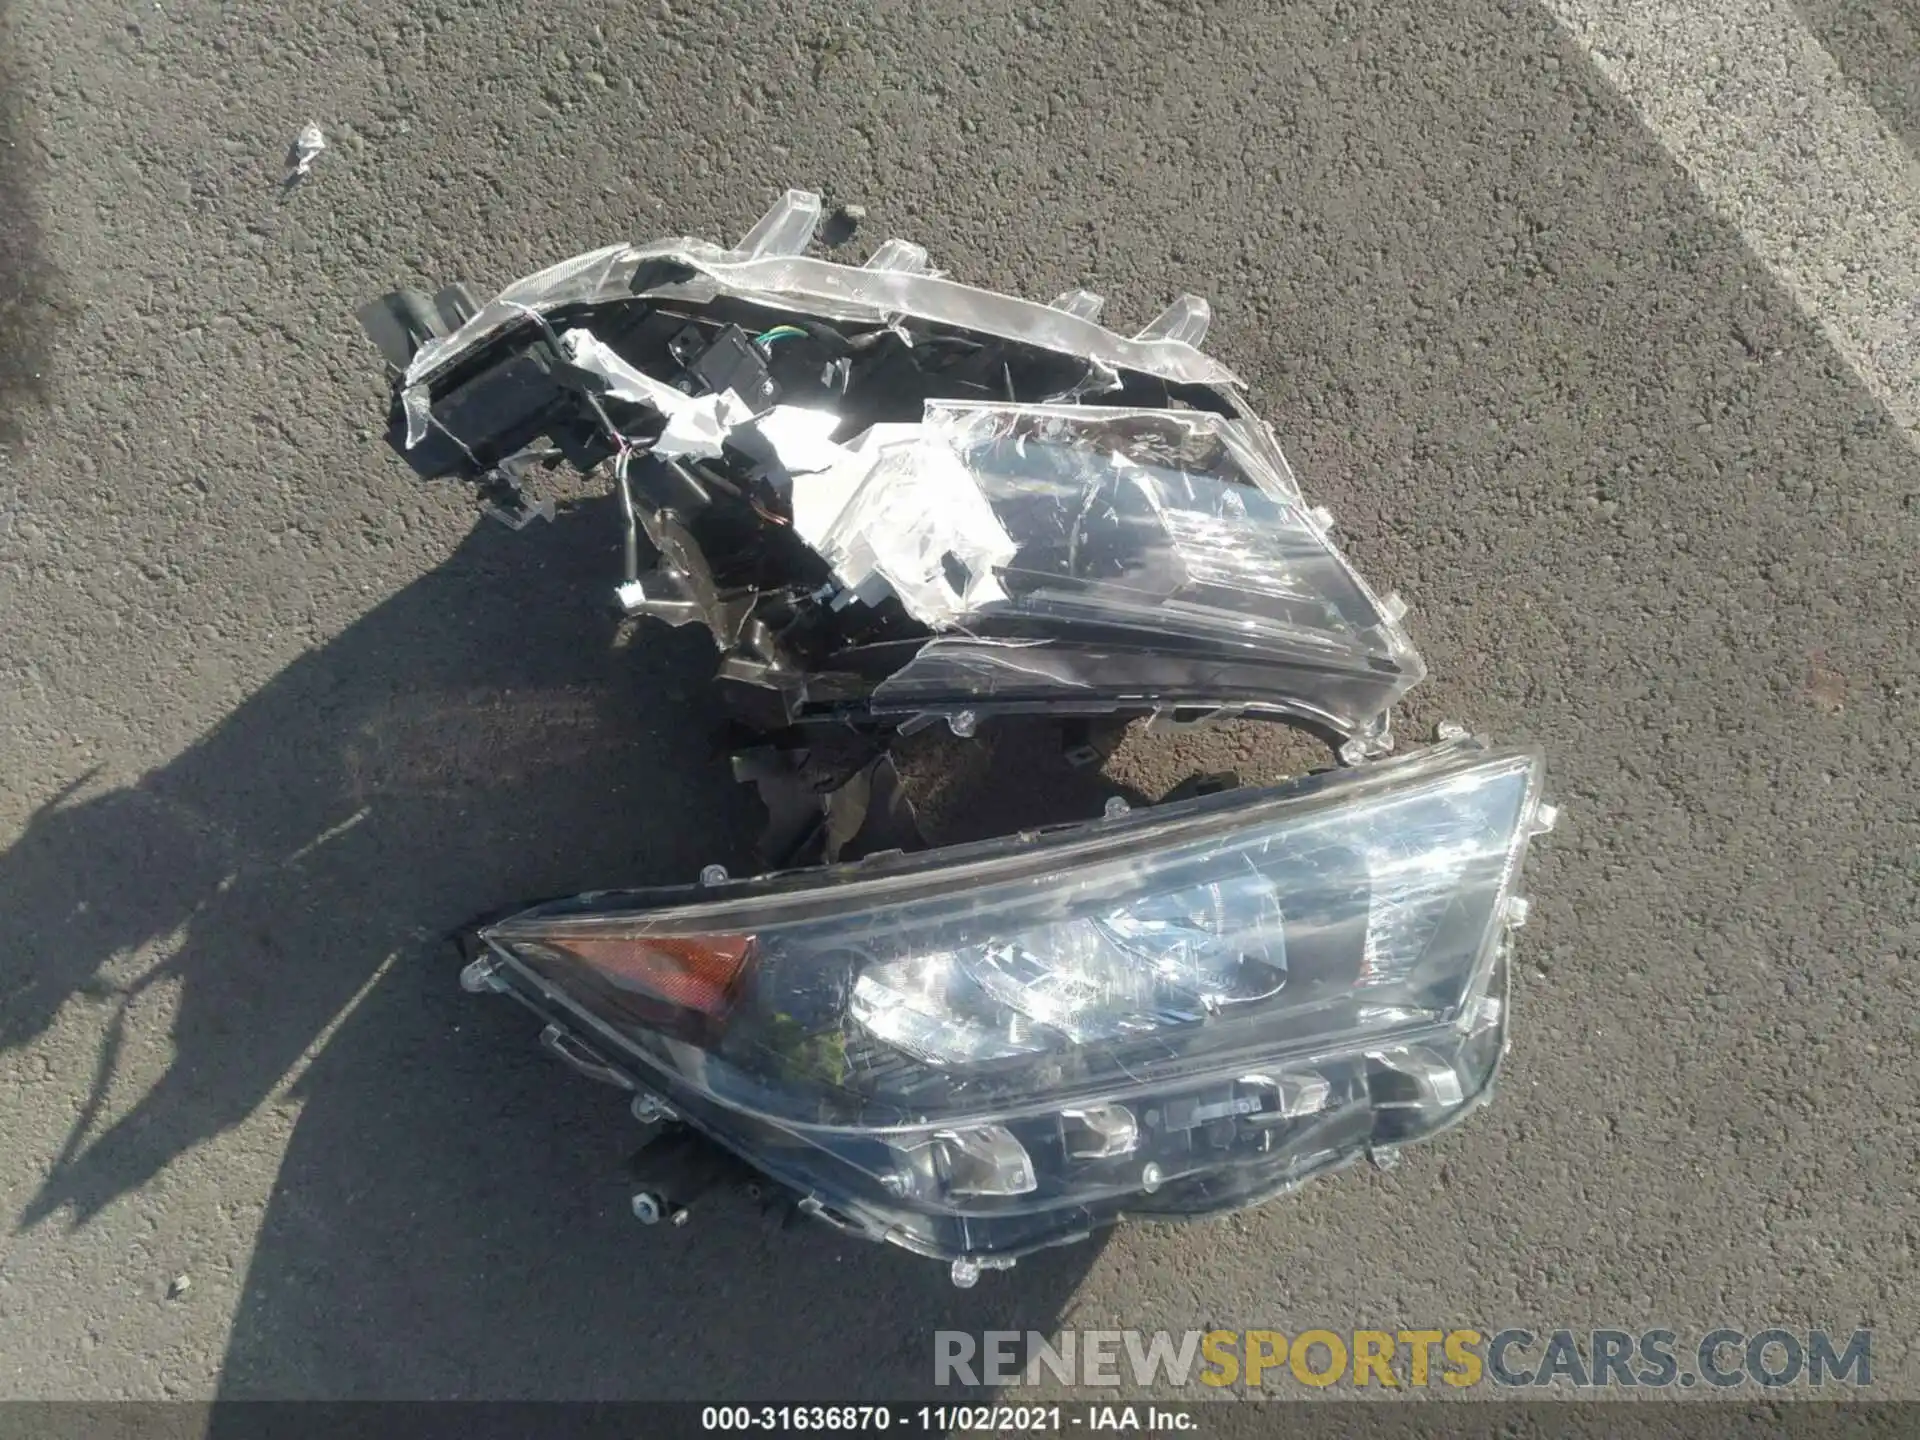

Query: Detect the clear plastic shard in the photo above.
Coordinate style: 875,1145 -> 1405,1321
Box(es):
401,383 -> 432,449
810,432 -> 1019,624
288,121 -> 326,180
864,239 -> 932,275
1050,289 -> 1106,322
557,328 -> 753,460
1134,294 -> 1211,348
859,403 -> 1425,740
737,189 -> 824,260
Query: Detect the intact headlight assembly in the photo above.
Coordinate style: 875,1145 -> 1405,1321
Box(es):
464,738 -> 1553,1280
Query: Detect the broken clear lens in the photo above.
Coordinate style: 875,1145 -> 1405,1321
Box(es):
479,740 -> 1543,1260
847,404 -> 1423,743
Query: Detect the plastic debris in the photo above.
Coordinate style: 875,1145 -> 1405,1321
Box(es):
729,406 -> 846,477
287,122 -> 326,181
798,425 -> 1017,626
400,383 -> 432,450
558,328 -> 752,461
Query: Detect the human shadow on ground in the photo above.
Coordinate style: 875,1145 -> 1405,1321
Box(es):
2,496 -> 1100,1396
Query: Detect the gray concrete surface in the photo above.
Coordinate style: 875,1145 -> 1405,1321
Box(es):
1,0 -> 1915,1403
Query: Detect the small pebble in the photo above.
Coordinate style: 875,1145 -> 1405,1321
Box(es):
167,1274 -> 191,1299
837,202 -> 867,221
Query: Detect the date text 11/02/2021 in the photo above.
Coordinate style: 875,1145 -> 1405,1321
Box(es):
700,1408 -> 1190,1433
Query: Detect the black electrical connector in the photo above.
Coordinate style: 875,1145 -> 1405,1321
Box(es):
685,325 -> 779,414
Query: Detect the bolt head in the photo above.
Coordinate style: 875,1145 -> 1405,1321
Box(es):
459,957 -> 499,994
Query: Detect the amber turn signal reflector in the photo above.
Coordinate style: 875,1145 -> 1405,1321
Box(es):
546,934 -> 754,1016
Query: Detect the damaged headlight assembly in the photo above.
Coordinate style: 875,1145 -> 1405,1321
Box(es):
363,188 -> 1421,758
364,191 -> 1554,1281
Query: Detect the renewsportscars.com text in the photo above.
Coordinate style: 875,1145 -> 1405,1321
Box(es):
935,1327 -> 1872,1391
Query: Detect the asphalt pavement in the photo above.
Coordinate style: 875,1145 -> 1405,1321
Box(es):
1,0 -> 1915,1404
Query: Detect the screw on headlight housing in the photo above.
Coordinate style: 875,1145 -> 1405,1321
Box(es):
948,1256 -> 1018,1289
629,1190 -> 691,1227
630,1092 -> 678,1126
459,955 -> 505,994
1339,712 -> 1397,765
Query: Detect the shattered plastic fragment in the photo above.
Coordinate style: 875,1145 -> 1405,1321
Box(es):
737,189 -> 824,260
658,401 -> 752,462
401,383 -> 432,449
1050,289 -> 1105,322
1134,295 -> 1211,348
864,239 -> 931,275
558,328 -> 751,460
288,122 -> 326,181
557,328 -> 692,411
730,406 -> 847,476
803,425 -> 1019,624
483,495 -> 556,531
791,423 -> 919,556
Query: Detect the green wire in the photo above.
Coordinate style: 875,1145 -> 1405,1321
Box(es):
754,325 -> 808,345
